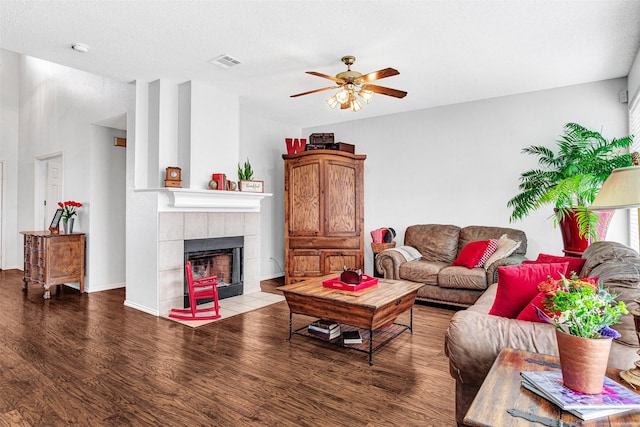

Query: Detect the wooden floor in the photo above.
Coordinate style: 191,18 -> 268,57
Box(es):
1,270 -> 458,426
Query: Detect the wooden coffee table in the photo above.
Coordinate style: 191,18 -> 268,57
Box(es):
278,276 -> 423,365
464,347 -> 640,426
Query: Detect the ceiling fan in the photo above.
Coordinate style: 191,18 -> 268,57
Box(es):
290,55 -> 407,112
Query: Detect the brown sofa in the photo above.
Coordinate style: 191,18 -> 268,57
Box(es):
445,241 -> 640,426
375,224 -> 527,307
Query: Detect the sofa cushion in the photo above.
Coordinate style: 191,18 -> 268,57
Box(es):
452,240 -> 493,268
405,224 -> 461,263
399,260 -> 448,285
483,234 -> 522,270
438,266 -> 488,290
489,262 -> 569,318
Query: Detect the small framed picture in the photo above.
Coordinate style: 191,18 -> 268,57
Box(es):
239,180 -> 264,193
49,208 -> 63,233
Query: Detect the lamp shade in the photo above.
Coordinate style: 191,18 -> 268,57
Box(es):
591,166 -> 640,210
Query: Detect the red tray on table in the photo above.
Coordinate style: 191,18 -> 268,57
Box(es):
322,275 -> 378,291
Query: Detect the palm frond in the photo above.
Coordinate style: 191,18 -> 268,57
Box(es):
508,122 -> 634,239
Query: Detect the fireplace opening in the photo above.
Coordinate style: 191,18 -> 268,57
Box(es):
184,236 -> 243,305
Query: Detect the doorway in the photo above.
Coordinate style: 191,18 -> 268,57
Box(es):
35,153 -> 63,230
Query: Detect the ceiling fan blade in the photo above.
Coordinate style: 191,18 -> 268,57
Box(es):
356,68 -> 400,83
364,84 -> 407,98
290,86 -> 339,98
306,71 -> 346,84
340,102 -> 349,109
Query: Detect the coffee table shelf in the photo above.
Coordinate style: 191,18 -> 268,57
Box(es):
291,320 -> 413,364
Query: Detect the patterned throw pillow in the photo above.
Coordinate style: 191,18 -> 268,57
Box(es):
475,239 -> 498,268
483,234 -> 522,270
452,240 -> 492,269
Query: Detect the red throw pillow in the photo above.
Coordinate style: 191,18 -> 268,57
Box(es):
452,240 -> 491,269
489,262 -> 569,319
535,253 -> 586,277
474,239 -> 498,268
516,292 -> 549,323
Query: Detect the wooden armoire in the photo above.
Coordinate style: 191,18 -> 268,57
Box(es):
283,149 -> 366,285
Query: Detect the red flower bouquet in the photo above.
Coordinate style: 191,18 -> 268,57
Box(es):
58,200 -> 83,221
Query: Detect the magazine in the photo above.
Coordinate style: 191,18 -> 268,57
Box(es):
521,379 -> 631,420
520,371 -> 640,410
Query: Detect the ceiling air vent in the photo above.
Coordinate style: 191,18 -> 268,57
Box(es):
209,54 -> 242,69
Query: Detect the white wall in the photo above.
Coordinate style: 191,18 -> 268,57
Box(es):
303,78 -> 630,275
11,53 -> 131,290
239,111 -> 299,279
89,125 -> 126,291
629,47 -> 640,103
0,49 -> 20,269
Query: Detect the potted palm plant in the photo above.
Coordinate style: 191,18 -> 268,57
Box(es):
507,122 -> 633,254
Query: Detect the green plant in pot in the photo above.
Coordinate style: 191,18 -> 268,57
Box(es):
507,122 -> 633,253
536,274 -> 628,394
238,158 -> 254,181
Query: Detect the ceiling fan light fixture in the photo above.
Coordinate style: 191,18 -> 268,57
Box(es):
290,55 -> 405,113
326,95 -> 339,109
358,88 -> 374,104
335,89 -> 350,105
350,96 -> 361,112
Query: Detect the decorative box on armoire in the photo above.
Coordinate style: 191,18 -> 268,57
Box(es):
283,149 -> 366,285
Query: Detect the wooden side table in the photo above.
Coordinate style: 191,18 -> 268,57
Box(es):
21,231 -> 86,299
464,348 -> 640,426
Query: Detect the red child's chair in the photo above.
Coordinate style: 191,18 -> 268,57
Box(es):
169,261 -> 221,321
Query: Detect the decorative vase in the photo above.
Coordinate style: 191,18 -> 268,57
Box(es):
557,209 -> 614,255
62,218 -> 75,234
555,329 -> 612,394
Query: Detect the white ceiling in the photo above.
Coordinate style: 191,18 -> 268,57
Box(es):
2,0 -> 640,128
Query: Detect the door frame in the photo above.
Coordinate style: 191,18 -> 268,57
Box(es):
34,152 -> 64,230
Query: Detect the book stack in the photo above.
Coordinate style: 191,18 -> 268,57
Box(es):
520,370 -> 640,420
342,330 -> 363,344
307,319 -> 340,340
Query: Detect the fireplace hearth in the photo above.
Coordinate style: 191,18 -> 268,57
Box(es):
184,236 -> 244,304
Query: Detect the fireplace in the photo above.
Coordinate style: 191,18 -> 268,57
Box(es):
184,236 -> 244,304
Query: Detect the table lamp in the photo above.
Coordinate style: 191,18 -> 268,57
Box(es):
591,158 -> 640,387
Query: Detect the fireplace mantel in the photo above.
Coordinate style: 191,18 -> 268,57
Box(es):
135,188 -> 272,212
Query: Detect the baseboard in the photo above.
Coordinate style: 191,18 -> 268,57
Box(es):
124,300 -> 159,316
261,273 -> 285,281
87,282 -> 125,293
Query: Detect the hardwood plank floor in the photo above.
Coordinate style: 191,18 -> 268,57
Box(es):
1,270 -> 458,426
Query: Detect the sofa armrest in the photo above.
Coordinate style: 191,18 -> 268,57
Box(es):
485,254 -> 527,285
445,309 -> 558,387
375,249 -> 407,279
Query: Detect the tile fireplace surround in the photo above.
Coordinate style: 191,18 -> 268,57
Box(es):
158,212 -> 260,315
157,211 -> 261,316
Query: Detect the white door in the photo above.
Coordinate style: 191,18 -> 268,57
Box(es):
45,160 -> 63,229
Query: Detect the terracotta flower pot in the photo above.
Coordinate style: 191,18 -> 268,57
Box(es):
556,329 -> 612,394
